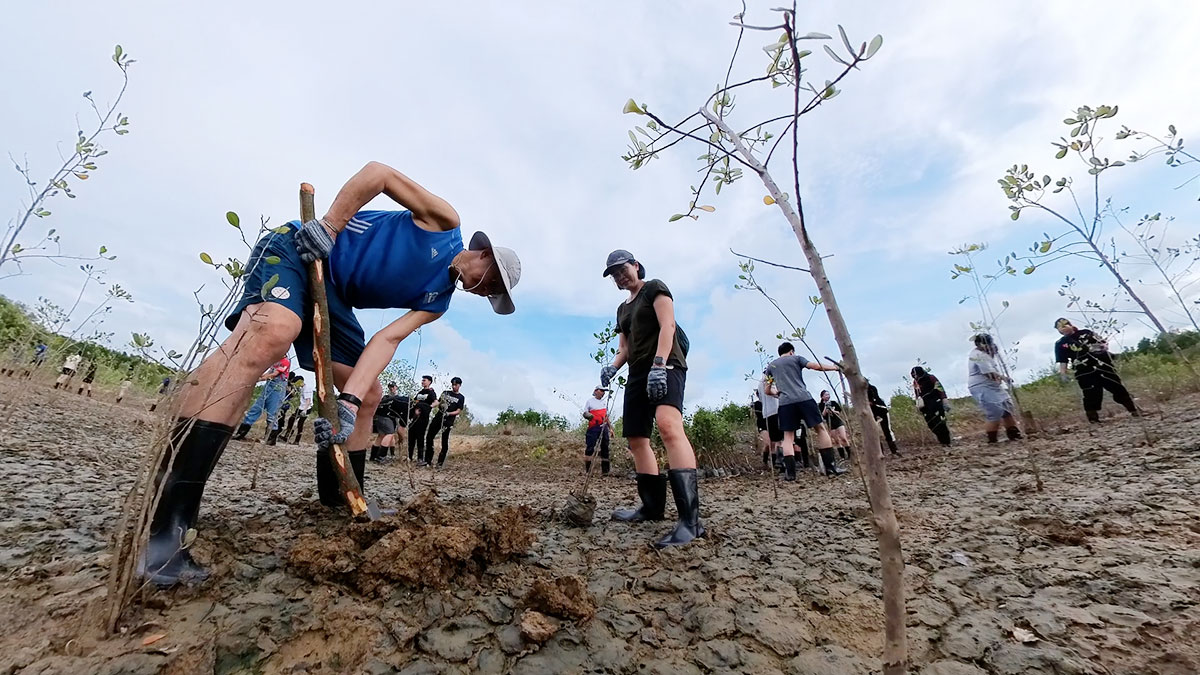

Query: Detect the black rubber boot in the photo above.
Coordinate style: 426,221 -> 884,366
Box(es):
265,428 -> 281,446
819,448 -> 846,477
655,469 -> 706,548
233,423 -> 251,441
986,430 -> 999,443
369,445 -> 381,461
799,447 -> 811,469
601,460 -> 610,476
1085,410 -> 1100,423
1006,427 -> 1023,441
783,455 -> 797,482
315,448 -> 342,508
349,449 -> 366,491
773,448 -> 784,474
762,450 -> 770,468
141,418 -> 233,587
612,473 -> 667,522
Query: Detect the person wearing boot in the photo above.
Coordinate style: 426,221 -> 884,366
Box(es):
409,376 -> 436,464
757,371 -> 784,472
149,376 -> 171,412
819,390 -> 852,462
867,383 -> 900,456
425,377 -> 466,467
911,366 -> 951,446
282,378 -> 313,443
967,333 -> 1022,443
1054,318 -> 1139,423
370,382 -> 404,461
583,386 -> 612,476
600,250 -> 704,548
78,362 -> 98,397
54,352 -> 83,390
232,357 -> 291,442
134,160 -> 520,587
766,343 -> 845,480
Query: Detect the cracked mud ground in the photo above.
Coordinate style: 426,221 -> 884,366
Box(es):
0,378 -> 1197,674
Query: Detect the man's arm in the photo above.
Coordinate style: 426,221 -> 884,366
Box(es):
341,310 -> 443,402
322,161 -> 460,234
804,360 -> 840,372
651,295 -> 676,363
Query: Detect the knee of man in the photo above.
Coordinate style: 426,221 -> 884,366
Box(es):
240,312 -> 299,362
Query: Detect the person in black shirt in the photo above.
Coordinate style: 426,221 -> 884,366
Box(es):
1054,318 -> 1138,422
911,366 -> 951,446
409,376 -> 436,463
599,249 -> 704,548
819,390 -> 851,461
371,382 -> 405,461
866,383 -> 900,456
425,376 -> 466,467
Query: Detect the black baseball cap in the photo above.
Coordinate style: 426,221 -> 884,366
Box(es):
602,249 -> 645,279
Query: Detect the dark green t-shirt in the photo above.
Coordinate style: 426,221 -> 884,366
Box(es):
616,279 -> 687,374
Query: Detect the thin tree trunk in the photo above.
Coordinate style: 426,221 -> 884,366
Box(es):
704,110 -> 907,675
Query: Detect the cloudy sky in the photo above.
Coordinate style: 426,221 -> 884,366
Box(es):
3,1 -> 1198,422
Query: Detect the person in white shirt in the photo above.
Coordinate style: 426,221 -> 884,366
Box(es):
54,353 -> 84,390
582,387 -> 613,476
967,334 -> 1022,443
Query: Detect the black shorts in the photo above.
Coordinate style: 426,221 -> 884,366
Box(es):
765,414 -> 784,443
778,400 -> 823,432
622,367 -> 686,439
61,368 -> 75,377
372,416 -> 397,435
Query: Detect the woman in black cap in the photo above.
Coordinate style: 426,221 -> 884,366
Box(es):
599,249 -> 704,548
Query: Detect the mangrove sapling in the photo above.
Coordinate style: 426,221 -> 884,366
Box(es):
620,5 -> 906,670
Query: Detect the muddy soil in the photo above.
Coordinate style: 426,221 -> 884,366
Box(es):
0,378 -> 1197,674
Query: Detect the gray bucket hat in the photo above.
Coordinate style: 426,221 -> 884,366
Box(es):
469,231 -> 520,315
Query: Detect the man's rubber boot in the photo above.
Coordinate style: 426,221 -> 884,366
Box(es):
820,448 -> 846,477
783,455 -> 797,482
315,448 -> 342,508
1085,410 -> 1100,424
1006,427 -> 1023,440
233,423 -> 251,441
612,473 -> 667,522
762,450 -> 770,468
601,460 -> 610,476
773,448 -> 784,474
584,460 -> 592,474
655,469 -> 706,548
266,428 -> 281,446
986,430 -> 999,443
349,449 -> 366,492
887,438 -> 900,456
141,418 -> 233,587
799,447 -> 811,469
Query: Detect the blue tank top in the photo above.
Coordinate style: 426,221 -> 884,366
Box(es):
327,210 -> 463,313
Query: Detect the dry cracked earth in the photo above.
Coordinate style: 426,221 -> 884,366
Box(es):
0,377 -> 1197,674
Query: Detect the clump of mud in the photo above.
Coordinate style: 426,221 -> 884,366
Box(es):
288,492 -> 535,596
523,574 -> 595,620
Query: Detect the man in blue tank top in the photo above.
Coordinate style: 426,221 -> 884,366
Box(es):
138,161 -> 521,587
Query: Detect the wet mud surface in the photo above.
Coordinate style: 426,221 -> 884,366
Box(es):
0,379 -> 1197,674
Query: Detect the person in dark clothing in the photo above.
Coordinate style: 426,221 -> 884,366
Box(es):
78,362 -> 98,397
425,377 -> 465,467
866,383 -> 900,456
766,343 -> 845,480
282,380 -> 312,444
600,249 -> 704,548
409,376 -> 436,463
819,390 -> 851,460
911,366 -> 951,446
371,382 -> 405,461
1054,318 -> 1138,423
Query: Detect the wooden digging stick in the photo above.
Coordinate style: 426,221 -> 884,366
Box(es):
300,183 -> 379,520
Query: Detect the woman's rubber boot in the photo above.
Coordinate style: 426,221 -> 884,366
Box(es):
783,455 -> 797,482
232,423 -> 251,441
986,430 -> 999,443
315,448 -> 342,508
1006,427 -> 1023,440
1085,410 -> 1101,424
612,473 -> 666,522
141,418 -> 233,587
655,469 -> 706,548
265,428 -> 281,446
819,448 -> 846,477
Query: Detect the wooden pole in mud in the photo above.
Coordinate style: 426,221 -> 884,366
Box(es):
300,183 -> 376,519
